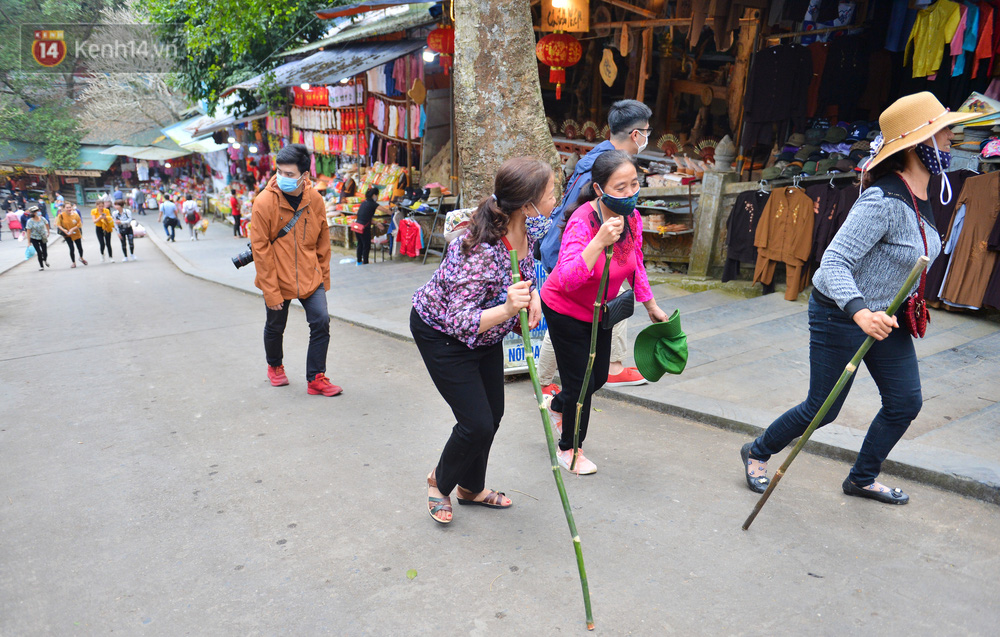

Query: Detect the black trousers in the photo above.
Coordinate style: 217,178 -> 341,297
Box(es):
31,238 -> 47,267
264,284 -> 330,381
96,228 -> 113,257
410,308 -> 504,496
66,237 -> 84,262
356,227 -> 372,264
119,227 -> 134,255
233,214 -> 241,236
542,299 -> 612,451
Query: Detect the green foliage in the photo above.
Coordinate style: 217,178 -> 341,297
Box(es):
0,0 -> 103,170
146,0 -> 354,114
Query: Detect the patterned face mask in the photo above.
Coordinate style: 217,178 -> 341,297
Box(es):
914,141 -> 952,175
915,135 -> 953,205
524,202 -> 552,240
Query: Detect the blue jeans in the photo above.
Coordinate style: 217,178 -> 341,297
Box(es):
749,295 -> 922,486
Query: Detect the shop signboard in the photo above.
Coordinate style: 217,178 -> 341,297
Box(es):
541,0 -> 589,33
503,260 -> 549,375
55,169 -> 102,177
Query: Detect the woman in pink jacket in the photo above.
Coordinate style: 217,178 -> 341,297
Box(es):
541,150 -> 669,474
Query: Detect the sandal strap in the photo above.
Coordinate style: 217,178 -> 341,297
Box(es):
480,490 -> 508,506
428,496 -> 452,515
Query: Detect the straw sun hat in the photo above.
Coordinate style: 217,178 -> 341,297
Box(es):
866,92 -> 983,170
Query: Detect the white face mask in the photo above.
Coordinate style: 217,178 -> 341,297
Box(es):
634,129 -> 649,154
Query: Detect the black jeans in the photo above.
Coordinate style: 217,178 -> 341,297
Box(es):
356,227 -> 372,264
749,295 -> 923,486
96,228 -> 113,257
264,284 -> 330,381
410,308 -> 504,496
233,214 -> 241,236
119,226 -> 134,255
66,237 -> 84,262
542,298 -> 612,451
31,238 -> 47,267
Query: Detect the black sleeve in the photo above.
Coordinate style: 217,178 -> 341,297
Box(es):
356,200 -> 378,225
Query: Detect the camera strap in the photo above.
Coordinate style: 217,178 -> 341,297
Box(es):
271,200 -> 306,244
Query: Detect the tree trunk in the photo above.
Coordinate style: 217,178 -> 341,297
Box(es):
453,0 -> 561,203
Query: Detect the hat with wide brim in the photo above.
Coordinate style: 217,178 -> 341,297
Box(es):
867,92 -> 985,171
634,310 -> 688,382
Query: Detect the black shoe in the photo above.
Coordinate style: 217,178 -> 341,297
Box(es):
842,478 -> 909,505
741,443 -> 769,494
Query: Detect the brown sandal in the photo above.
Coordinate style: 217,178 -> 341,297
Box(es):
455,486 -> 512,509
427,473 -> 452,524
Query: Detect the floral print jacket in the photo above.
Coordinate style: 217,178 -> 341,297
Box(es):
412,235 -> 535,348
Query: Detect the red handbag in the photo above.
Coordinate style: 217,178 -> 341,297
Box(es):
350,222 -> 365,234
899,177 -> 930,338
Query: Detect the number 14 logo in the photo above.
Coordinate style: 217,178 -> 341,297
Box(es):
32,30 -> 66,68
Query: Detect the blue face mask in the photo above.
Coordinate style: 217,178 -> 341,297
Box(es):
276,174 -> 301,193
525,202 -> 552,240
597,185 -> 639,216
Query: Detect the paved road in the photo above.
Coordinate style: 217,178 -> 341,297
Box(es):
143,216 -> 1000,503
2,223 -> 999,635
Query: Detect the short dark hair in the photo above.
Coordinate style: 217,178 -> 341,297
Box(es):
185,194 -> 192,200
275,143 -> 311,175
365,187 -> 380,200
114,199 -> 125,206
608,100 -> 652,137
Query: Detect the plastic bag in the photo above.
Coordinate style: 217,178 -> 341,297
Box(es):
25,244 -> 36,260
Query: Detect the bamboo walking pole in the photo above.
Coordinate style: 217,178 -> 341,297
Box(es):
571,245 -> 614,470
742,256 -> 930,531
510,249 -> 595,631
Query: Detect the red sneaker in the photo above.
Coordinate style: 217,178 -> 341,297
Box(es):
541,383 -> 561,397
267,365 -> 289,387
307,373 -> 343,397
606,367 -> 647,387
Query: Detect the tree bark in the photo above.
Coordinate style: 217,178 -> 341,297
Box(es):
453,0 -> 560,203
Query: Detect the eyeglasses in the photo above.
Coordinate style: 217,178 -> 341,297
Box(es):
634,128 -> 652,136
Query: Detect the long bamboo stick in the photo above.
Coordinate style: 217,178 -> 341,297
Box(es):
510,249 -> 595,631
742,255 -> 930,531
571,245 -> 613,470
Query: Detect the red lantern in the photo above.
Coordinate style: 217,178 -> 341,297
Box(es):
427,25 -> 455,75
536,32 -> 582,100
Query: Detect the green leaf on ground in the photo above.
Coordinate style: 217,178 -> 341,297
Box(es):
406,569 -> 417,580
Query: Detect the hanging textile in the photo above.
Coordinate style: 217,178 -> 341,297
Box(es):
722,189 -> 771,282
753,185 -> 816,301
938,172 -> 1000,309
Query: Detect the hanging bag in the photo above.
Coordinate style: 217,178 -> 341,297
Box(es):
591,203 -> 635,330
898,177 -> 930,338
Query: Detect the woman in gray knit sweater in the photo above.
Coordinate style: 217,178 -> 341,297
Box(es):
740,93 -> 978,505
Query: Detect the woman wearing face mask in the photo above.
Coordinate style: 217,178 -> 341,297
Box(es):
740,92 -> 978,505
412,156 -> 556,524
540,150 -> 669,475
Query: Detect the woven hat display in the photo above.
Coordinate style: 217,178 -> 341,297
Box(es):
866,92 -> 983,170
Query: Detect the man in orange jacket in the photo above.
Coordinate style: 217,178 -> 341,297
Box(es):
250,144 -> 341,396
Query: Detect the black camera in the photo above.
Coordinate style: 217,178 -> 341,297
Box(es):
232,242 -> 254,269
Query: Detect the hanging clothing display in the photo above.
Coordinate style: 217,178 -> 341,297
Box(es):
926,169 -> 978,302
753,185 -> 816,301
905,0 -> 962,78
938,172 -> 1000,309
721,189 -> 771,282
983,211 -> 1000,309
742,44 -> 813,147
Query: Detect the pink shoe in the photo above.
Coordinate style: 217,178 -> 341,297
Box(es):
606,367 -> 647,387
543,394 -> 562,436
307,373 -> 343,397
556,448 -> 597,475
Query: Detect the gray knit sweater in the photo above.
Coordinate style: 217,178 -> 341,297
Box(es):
812,175 -> 941,317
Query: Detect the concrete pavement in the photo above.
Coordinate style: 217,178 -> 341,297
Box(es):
3,228 -> 1000,635
143,215 -> 1000,505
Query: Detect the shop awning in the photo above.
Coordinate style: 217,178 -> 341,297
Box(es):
191,109 -> 267,136
162,117 -> 230,154
313,0 -> 436,20
286,3 -> 437,56
225,39 -> 426,94
100,145 -> 191,161
0,141 -> 116,174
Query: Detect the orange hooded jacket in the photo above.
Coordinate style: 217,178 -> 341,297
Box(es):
250,175 -> 331,306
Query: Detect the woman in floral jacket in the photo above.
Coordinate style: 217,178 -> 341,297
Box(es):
411,157 -> 556,524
